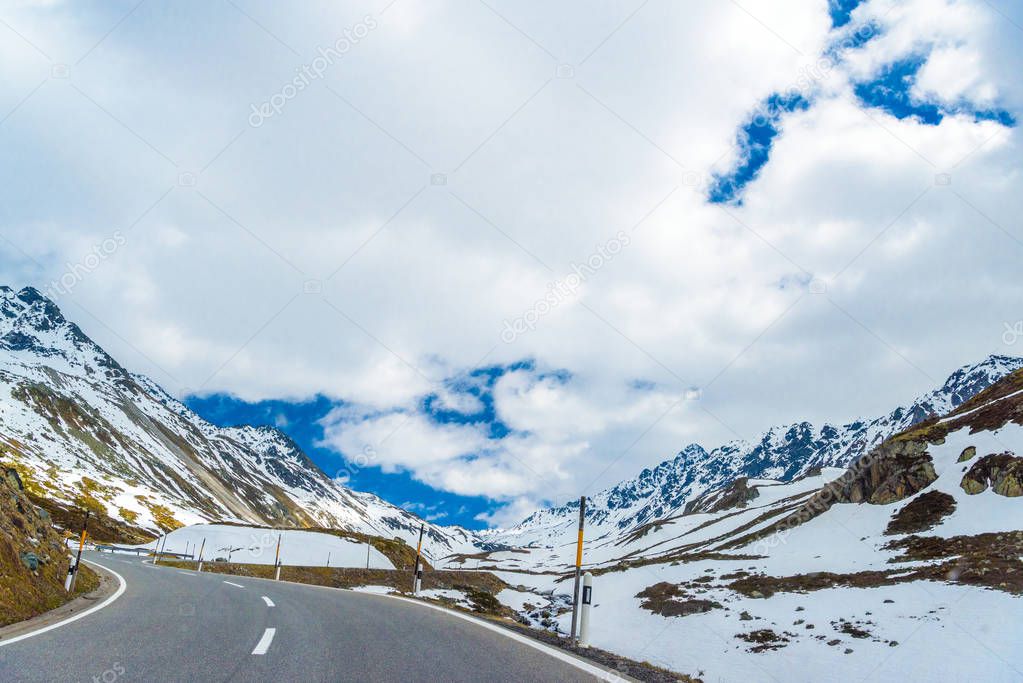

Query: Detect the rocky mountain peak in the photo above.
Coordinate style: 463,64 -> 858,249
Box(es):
0,286 -> 128,382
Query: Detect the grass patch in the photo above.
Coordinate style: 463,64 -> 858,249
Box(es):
0,463 -> 101,627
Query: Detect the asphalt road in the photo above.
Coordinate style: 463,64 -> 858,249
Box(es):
0,552 -> 605,682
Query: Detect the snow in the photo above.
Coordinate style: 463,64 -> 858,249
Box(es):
496,588 -> 544,612
141,524 -> 394,569
938,388 -> 1023,424
0,288 -> 482,560
4,287 -> 1023,681
566,572 -> 1021,683
477,421 -> 1023,682
418,588 -> 473,608
350,585 -> 394,595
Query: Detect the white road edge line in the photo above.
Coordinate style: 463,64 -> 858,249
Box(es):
385,595 -> 620,681
178,571 -> 195,577
0,559 -> 127,648
223,581 -> 245,589
262,596 -> 275,607
251,627 -> 276,655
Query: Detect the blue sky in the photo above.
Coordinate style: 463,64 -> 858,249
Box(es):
185,393 -> 496,527
185,363 -> 546,529
2,0 -> 1022,528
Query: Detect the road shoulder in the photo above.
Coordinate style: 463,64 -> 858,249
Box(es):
0,559 -> 123,646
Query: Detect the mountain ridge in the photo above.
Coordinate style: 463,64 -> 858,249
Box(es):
493,353 -> 1023,546
0,286 -> 477,558
2,285 -> 1019,563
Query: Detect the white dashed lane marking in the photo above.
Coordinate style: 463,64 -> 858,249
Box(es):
252,628 -> 276,655
262,596 -> 275,607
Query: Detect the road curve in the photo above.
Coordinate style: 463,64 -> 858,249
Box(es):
0,552 -> 606,682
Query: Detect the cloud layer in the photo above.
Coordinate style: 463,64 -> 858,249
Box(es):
1,0 -> 1021,526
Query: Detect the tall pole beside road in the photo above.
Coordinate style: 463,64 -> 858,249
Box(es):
569,496 -> 586,644
412,524 -> 424,595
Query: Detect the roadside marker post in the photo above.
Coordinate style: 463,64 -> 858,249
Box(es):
197,538 -> 206,572
153,534 -> 167,565
274,535 -> 282,581
579,572 -> 593,648
412,524 -> 424,595
569,496 -> 586,645
67,511 -> 90,593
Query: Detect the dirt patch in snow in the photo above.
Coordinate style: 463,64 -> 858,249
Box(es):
727,570 -> 901,598
636,581 -> 722,617
884,491 -> 957,535
885,531 -> 1023,594
735,629 -> 791,653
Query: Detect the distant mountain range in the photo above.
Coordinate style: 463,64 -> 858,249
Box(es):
489,354 -> 1023,547
1,284 -> 1019,562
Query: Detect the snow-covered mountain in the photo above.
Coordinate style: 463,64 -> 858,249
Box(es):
0,286 -> 476,558
450,365 -> 1023,682
491,354 -> 1023,548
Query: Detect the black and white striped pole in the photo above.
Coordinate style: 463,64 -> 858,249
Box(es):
153,534 -> 167,565
569,496 -> 586,645
579,572 -> 593,648
412,524 -> 424,595
196,538 -> 207,572
274,534 -> 282,581
65,510 -> 90,592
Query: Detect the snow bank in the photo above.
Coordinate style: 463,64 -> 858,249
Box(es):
142,524 -> 393,568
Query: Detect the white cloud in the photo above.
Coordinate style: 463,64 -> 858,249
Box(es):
1,0 -> 1021,525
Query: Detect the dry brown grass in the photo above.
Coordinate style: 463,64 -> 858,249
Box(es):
160,559 -> 506,594
1,465 -> 100,627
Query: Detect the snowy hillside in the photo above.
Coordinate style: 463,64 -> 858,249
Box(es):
453,369 -> 1023,682
493,355 -> 1023,548
0,286 -> 476,559
142,524 -> 394,568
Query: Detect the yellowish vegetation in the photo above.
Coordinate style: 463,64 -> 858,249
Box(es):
135,495 -> 183,531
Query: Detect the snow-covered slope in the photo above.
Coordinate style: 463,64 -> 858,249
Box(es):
0,286 -> 476,559
492,355 -> 1023,548
465,369 -> 1023,682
